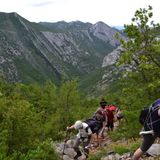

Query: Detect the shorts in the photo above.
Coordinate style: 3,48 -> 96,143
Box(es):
106,121 -> 114,129
140,134 -> 156,152
117,115 -> 123,120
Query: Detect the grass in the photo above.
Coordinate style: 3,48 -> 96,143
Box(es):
88,138 -> 141,159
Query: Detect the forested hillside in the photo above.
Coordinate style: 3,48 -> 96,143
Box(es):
0,78 -> 100,159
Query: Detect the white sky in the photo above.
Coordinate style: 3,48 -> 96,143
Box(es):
0,0 -> 159,26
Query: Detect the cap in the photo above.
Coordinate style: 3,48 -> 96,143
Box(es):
74,120 -> 83,129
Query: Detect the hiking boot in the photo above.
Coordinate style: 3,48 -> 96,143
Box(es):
74,151 -> 82,160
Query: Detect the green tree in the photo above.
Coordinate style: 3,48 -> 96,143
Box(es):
117,5 -> 160,101
108,6 -> 160,139
55,79 -> 82,130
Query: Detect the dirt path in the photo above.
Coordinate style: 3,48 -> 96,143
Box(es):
89,121 -> 119,154
88,126 -> 160,160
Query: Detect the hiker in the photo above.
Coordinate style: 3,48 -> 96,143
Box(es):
94,100 -> 107,138
105,104 -> 117,131
93,109 -> 107,139
132,99 -> 160,160
67,120 -> 92,159
94,110 -> 106,130
95,98 -> 108,123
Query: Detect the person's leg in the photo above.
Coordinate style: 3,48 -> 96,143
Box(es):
106,122 -> 110,131
133,134 -> 156,160
107,121 -> 114,131
110,121 -> 114,131
132,148 -> 143,160
73,138 -> 82,159
140,134 -> 156,152
96,133 -> 99,146
83,137 -> 91,159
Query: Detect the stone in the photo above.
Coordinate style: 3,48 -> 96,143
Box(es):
64,148 -> 76,158
146,144 -> 160,157
63,155 -> 73,160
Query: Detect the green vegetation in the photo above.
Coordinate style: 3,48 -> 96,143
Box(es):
88,139 -> 141,160
107,5 -> 160,139
0,78 -> 99,159
88,149 -> 108,160
0,5 -> 160,160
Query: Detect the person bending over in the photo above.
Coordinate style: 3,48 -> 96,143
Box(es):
67,120 -> 92,159
133,99 -> 160,160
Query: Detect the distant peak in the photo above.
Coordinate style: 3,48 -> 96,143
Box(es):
0,12 -> 19,16
93,21 -> 111,28
0,12 -> 21,19
95,21 -> 106,25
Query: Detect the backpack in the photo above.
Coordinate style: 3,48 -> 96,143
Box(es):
93,109 -> 106,122
116,109 -> 124,120
139,107 -> 150,125
84,118 -> 102,134
139,99 -> 160,134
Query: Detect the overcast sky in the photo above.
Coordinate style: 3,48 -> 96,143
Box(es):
0,0 -> 159,26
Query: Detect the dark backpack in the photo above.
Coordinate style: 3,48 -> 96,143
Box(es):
139,107 -> 150,125
116,108 -> 124,119
139,99 -> 160,133
84,118 -> 102,134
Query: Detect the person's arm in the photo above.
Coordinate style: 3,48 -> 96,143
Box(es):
95,108 -> 101,113
86,127 -> 92,136
98,121 -> 106,137
67,125 -> 74,131
103,108 -> 108,122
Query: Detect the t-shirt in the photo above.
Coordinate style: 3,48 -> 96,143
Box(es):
77,122 -> 92,138
105,106 -> 114,122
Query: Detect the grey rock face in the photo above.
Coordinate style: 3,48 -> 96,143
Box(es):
42,32 -> 80,65
102,46 -> 124,67
89,22 -> 124,47
0,12 -> 126,83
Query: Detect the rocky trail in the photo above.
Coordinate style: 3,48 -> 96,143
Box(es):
55,122 -> 160,160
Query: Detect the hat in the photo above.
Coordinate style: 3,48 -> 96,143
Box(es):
74,120 -> 83,129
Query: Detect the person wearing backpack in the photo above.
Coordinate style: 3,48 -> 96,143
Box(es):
132,99 -> 160,160
93,109 -> 107,139
67,120 -> 92,159
94,101 -> 107,139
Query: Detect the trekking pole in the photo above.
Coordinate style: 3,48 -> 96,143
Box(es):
62,129 -> 70,155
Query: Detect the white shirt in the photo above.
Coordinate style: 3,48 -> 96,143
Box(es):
77,122 -> 92,138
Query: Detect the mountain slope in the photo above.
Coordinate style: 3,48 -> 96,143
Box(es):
0,12 -> 125,85
79,47 -> 125,95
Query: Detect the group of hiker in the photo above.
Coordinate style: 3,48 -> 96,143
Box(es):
66,98 -> 123,159
66,98 -> 160,160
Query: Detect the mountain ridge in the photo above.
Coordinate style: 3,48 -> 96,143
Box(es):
0,12 -> 125,86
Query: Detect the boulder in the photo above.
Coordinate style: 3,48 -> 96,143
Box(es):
146,144 -> 160,157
